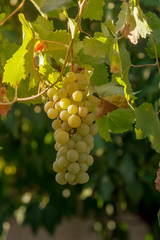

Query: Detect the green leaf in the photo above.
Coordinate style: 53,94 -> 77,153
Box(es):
3,14 -> 39,88
158,209 -> 160,227
32,16 -> 54,39
96,116 -> 111,142
146,37 -> 160,58
30,0 -> 75,13
95,83 -> 124,97
0,13 -> 6,23
83,34 -> 106,59
119,154 -> 135,183
135,103 -> 160,153
115,2 -> 128,33
90,64 -> 108,86
83,0 -> 105,21
146,12 -> 160,42
107,108 -> 135,134
46,30 -> 69,64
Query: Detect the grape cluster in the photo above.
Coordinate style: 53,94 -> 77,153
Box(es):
44,70 -> 99,185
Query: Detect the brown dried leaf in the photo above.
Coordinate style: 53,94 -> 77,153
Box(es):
0,87 -> 11,116
98,94 -> 129,118
121,23 -> 140,45
155,169 -> 160,192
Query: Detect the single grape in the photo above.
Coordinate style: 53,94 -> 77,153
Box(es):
68,162 -> 80,174
66,82 -> 78,95
65,172 -> 75,183
60,110 -> 71,122
67,149 -> 79,162
44,101 -> 53,113
78,153 -> 87,163
62,121 -> 72,131
78,106 -> 88,117
71,133 -> 82,142
82,113 -> 96,125
68,104 -> 78,115
57,156 -> 69,168
77,123 -> 89,137
79,163 -> 88,172
86,155 -> 94,166
66,72 -> 77,82
47,108 -> 58,119
83,134 -> 94,145
68,115 -> 81,128
76,171 -> 89,184
75,141 -> 87,154
60,98 -> 71,109
89,123 -> 98,135
55,130 -> 69,145
54,101 -> 63,112
72,90 -> 83,102
57,146 -> 68,157
55,173 -> 67,185
57,88 -> 67,99
67,139 -> 75,149
53,161 -> 65,173
52,119 -> 62,130
47,88 -> 57,99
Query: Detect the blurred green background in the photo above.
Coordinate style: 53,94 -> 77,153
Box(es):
0,0 -> 160,239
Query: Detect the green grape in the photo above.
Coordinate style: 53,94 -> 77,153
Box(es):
57,146 -> 68,157
62,121 -> 72,131
62,78 -> 69,88
54,142 -> 60,151
78,153 -> 87,163
60,110 -> 71,122
47,88 -> 57,99
86,147 -> 90,154
79,163 -> 88,172
66,72 -> 77,83
88,142 -> 94,150
67,149 -> 79,162
75,141 -> 87,154
66,82 -> 78,95
86,155 -> 94,166
55,173 -> 67,185
77,123 -> 89,137
68,104 -> 78,115
89,123 -> 98,135
54,101 -> 63,112
60,98 -> 71,109
82,113 -> 96,125
72,90 -> 83,102
76,171 -> 89,184
68,115 -> 81,128
53,161 -> 65,173
52,119 -> 62,130
68,162 -> 80,174
76,74 -> 87,90
57,88 -> 67,98
44,101 -> 53,113
83,134 -> 94,145
57,156 -> 69,168
53,93 -> 59,102
65,172 -> 75,183
71,133 -> 82,142
55,130 -> 69,145
78,106 -> 88,117
67,139 -> 75,149
47,108 -> 58,119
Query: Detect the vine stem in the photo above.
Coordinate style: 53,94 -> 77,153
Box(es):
39,39 -> 69,48
131,63 -> 157,68
0,0 -> 88,106
0,0 -> 25,26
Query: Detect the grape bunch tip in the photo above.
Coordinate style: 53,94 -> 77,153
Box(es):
44,69 -> 99,185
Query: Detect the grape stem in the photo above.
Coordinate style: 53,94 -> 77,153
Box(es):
131,63 -> 157,68
0,0 -> 25,27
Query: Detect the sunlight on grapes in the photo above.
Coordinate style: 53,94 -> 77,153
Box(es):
34,105 -> 41,113
93,221 -> 103,232
108,2 -> 115,10
105,204 -> 114,216
14,206 -> 26,225
137,52 -> 145,59
4,165 -> 16,175
39,196 -> 50,209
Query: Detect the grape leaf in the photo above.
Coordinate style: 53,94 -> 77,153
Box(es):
158,209 -> 160,227
32,16 -> 54,39
115,2 -> 128,33
3,14 -> 39,89
146,38 -> 160,58
96,116 -> 111,142
146,12 -> 160,42
95,83 -> 124,97
90,64 -> 108,86
46,30 -> 69,64
83,0 -> 105,21
30,0 -> 75,13
135,103 -> 160,153
83,35 -> 106,59
0,13 -> 6,23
